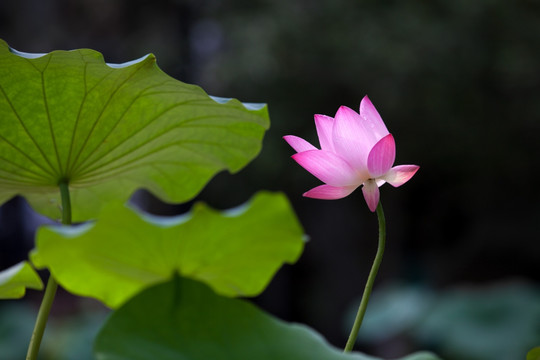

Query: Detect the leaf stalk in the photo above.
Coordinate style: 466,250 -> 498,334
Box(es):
26,181 -> 71,360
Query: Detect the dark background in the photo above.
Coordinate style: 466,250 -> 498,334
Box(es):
0,1 -> 539,359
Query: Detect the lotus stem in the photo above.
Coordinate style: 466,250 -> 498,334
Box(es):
26,181 -> 71,360
344,200 -> 386,352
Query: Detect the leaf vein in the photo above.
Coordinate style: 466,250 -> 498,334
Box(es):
65,58 -> 88,177
75,115 -> 253,178
76,139 -> 241,183
73,97 -> 251,176
41,54 -> 64,177
0,155 -> 47,181
0,86 -> 57,178
70,79 -> 173,175
0,175 -> 49,187
69,62 -> 147,175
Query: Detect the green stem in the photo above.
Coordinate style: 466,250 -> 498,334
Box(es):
26,277 -> 58,360
344,201 -> 386,352
26,181 -> 71,360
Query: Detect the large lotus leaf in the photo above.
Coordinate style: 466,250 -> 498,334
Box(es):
0,39 -> 269,221
94,276 -> 441,360
31,191 -> 304,308
0,261 -> 43,298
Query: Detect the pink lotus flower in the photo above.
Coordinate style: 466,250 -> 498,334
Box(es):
284,96 -> 419,212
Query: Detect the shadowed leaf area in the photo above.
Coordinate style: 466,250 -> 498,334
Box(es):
94,276 -> 442,360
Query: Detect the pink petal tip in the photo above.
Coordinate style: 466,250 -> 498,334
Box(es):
384,165 -> 419,187
303,184 -> 357,200
283,135 -> 317,153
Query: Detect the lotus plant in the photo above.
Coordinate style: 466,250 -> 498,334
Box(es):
284,96 -> 419,352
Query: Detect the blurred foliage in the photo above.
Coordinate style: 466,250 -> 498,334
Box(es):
353,281 -> 540,360
0,300 -> 108,360
528,347 -> 540,360
0,261 -> 42,299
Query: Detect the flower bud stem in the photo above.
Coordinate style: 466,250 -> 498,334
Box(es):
344,201 -> 386,352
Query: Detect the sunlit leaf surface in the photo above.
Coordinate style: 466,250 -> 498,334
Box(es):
0,261 -> 43,299
31,192 -> 304,308
0,39 -> 269,221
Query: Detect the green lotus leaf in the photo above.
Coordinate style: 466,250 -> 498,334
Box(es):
31,191 -> 304,308
396,354 -> 443,360
94,276 -> 441,360
0,261 -> 43,299
0,39 -> 269,221
528,347 -> 540,360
